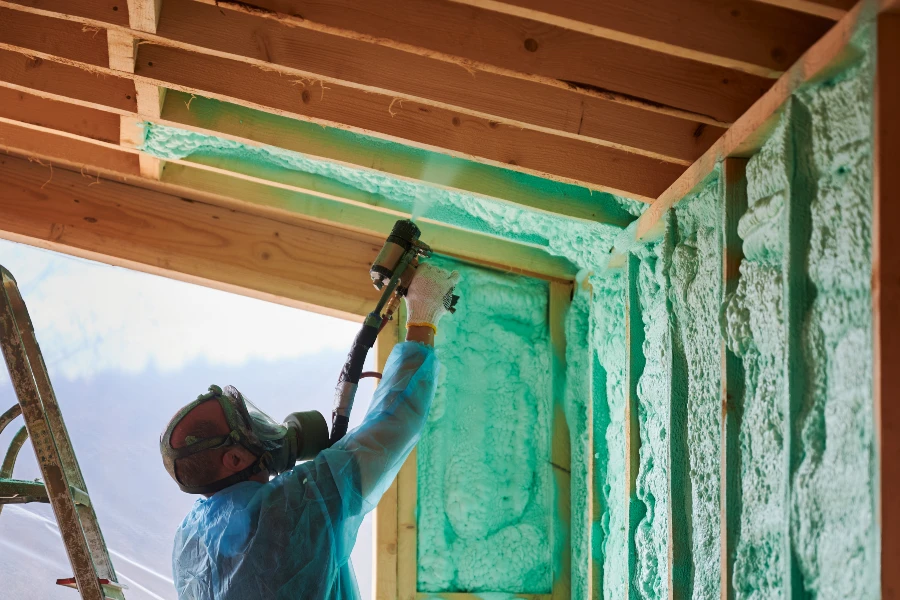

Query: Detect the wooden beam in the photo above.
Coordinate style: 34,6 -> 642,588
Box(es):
187,0 -> 766,125
874,8 -> 900,599
135,40 -> 685,200
0,26 -> 685,203
750,0 -> 855,20
374,319 -> 401,600
107,1 -> 167,180
629,0 -> 882,243
0,153 -> 382,319
719,158 -> 748,600
394,305 -> 415,600
0,6 -> 109,67
0,91 -> 577,280
1,0 -> 728,164
127,0 -> 162,33
0,48 -> 137,113
0,119 -> 140,175
436,0 -> 831,76
0,0 -> 727,165
549,281 -> 572,600
0,55 -> 635,225
158,0 -> 725,163
0,87 -> 120,144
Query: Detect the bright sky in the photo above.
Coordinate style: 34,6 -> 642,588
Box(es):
0,240 -> 361,381
0,238 -> 375,600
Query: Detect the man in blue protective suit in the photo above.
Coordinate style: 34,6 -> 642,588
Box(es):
159,263 -> 460,600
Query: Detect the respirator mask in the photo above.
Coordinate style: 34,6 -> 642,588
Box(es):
160,385 -> 329,495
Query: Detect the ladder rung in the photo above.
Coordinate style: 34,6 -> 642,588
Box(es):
0,479 -> 92,507
57,577 -> 128,600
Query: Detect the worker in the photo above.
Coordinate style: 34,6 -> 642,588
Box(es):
159,263 -> 460,600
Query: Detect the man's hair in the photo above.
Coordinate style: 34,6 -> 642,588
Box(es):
174,419 -> 226,487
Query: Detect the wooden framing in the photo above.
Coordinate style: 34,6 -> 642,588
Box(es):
751,0 -> 856,19
374,318 -> 402,600
874,8 -> 900,598
443,0 -> 832,76
170,0 -> 766,126
0,151 -> 382,320
620,0 -> 895,250
719,158 -> 749,600
0,0 -> 846,206
0,1 -> 702,202
549,282 -> 573,600
0,73 -> 634,225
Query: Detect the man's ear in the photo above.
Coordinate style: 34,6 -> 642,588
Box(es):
221,448 -> 252,473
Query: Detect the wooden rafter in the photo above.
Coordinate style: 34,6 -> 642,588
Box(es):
0,4 -> 688,202
173,0 -> 767,125
751,0 -> 856,20
0,0 -> 754,202
0,51 -> 638,225
429,0 -> 833,76
0,0 -> 866,232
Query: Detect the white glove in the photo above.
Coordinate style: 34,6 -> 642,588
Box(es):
405,263 -> 460,332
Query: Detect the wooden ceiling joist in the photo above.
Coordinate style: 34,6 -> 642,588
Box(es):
751,0 -> 857,20
0,0 -> 866,244
0,5 -> 695,202
288,0 -> 831,76
0,48 -> 137,113
160,0 -> 766,125
0,87 -> 120,144
0,57 -> 635,225
0,0 -> 748,201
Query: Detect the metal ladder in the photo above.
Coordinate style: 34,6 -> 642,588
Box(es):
0,266 -> 126,600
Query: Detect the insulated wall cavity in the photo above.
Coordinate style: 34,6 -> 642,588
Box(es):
565,285 -> 593,600
790,34 -> 877,599
632,240 -> 671,600
416,259 -> 553,593
721,32 -> 877,600
670,176 -> 723,600
588,274 -> 628,600
723,106 -> 794,600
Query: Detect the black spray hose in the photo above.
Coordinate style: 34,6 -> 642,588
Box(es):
329,311 -> 385,445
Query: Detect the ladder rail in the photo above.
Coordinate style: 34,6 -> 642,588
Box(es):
0,267 -> 107,600
4,269 -> 120,585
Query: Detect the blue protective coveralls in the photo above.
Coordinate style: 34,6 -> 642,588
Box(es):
172,342 -> 438,600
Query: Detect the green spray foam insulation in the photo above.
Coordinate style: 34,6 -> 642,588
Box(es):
669,171 -> 723,600
719,28 -> 877,600
418,256 -> 553,593
140,124 -> 641,272
582,273 -> 628,599
788,28 -> 877,599
632,238 -> 671,599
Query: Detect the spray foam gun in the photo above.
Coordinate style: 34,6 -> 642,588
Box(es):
329,219 -> 456,445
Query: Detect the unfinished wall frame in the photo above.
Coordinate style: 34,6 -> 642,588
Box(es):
374,282 -> 575,600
